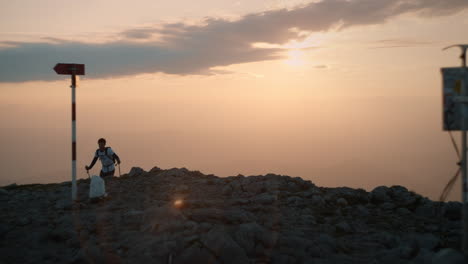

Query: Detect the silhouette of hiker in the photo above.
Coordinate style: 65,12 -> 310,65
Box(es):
85,138 -> 121,178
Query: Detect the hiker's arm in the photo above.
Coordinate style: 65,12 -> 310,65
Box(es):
86,157 -> 98,170
113,153 -> 121,164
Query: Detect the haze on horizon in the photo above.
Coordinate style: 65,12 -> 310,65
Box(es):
1,0 -> 468,202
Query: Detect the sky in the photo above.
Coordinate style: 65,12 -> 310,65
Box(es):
1,0 -> 468,201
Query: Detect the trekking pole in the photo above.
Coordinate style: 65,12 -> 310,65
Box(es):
86,169 -> 90,179
118,163 -> 121,177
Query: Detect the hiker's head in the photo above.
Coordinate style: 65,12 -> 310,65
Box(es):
98,138 -> 106,149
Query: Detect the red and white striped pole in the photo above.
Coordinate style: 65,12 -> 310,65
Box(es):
53,63 -> 85,201
71,73 -> 77,201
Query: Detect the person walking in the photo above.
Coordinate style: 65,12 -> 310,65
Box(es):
85,138 -> 121,178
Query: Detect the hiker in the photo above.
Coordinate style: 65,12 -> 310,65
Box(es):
85,138 -> 121,178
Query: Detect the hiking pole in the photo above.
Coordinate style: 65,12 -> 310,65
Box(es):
118,163 -> 121,177
86,169 -> 90,179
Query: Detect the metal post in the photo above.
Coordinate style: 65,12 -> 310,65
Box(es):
463,130 -> 468,254
462,53 -> 468,256
71,74 -> 77,201
442,45 -> 468,255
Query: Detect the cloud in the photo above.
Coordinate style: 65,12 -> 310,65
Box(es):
313,64 -> 328,69
1,0 -> 467,82
369,38 -> 436,49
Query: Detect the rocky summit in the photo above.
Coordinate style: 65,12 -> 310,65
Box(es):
0,166 -> 467,264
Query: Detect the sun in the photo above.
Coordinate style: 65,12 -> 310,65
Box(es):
284,49 -> 306,67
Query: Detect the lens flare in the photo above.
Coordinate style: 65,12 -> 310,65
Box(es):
174,199 -> 184,208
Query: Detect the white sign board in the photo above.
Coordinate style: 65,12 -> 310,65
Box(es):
442,67 -> 468,131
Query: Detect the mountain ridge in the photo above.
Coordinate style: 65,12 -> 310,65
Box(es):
0,166 -> 466,263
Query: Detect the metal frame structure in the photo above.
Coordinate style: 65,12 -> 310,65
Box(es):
443,45 -> 468,255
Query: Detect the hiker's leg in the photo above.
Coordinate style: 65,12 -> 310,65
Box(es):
102,170 -> 114,179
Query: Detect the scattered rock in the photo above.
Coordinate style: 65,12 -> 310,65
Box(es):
188,208 -> 225,223
413,248 -> 434,264
432,248 -> 466,264
244,182 -> 265,194
409,233 -> 440,251
355,204 -> 370,217
310,195 -> 325,207
148,166 -> 162,174
390,185 -> 418,207
223,208 -> 255,224
174,244 -> 217,264
175,184 -> 190,193
198,222 -> 213,232
444,202 -> 462,221
336,197 -> 348,207
123,210 -> 144,229
142,206 -> 185,233
128,167 -> 146,177
200,227 -> 250,264
371,186 -> 391,204
399,243 -> 418,259
381,202 -> 396,211
54,199 -> 73,210
287,196 -> 302,206
159,167 -> 189,177
396,207 -> 411,215
4,183 -> 18,190
222,185 -> 233,196
234,222 -> 276,256
335,221 -> 352,233
415,201 -> 436,218
0,166 -> 462,264
252,193 -> 277,205
48,226 -> 73,242
0,188 -> 9,195
18,217 -> 30,226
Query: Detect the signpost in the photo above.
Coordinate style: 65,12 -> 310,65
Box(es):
53,63 -> 85,201
442,45 -> 468,255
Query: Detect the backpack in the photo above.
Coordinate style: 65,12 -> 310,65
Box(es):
96,147 -> 115,163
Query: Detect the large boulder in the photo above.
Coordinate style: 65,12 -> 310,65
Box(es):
148,166 -> 162,174
432,248 -> 466,264
233,222 -> 277,256
371,186 -> 391,204
200,227 -> 249,264
128,167 -> 146,177
158,168 -> 189,177
174,244 -> 217,264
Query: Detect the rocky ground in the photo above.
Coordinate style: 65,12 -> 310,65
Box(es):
0,166 -> 467,264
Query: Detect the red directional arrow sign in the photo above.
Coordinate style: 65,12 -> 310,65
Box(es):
53,63 -> 85,75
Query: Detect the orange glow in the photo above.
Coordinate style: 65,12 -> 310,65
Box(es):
174,199 -> 184,209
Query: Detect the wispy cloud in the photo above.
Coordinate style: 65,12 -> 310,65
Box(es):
369,38 -> 436,49
312,64 -> 328,69
1,0 -> 467,82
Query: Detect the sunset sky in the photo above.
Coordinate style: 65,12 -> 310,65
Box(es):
1,0 -> 468,201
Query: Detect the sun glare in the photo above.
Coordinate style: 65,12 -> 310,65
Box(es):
285,49 -> 306,67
